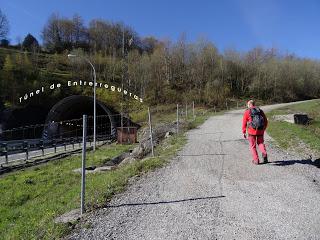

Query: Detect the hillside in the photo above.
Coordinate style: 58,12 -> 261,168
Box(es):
1,39 -> 320,115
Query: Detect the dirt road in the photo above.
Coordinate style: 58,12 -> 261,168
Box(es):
68,102 -> 320,240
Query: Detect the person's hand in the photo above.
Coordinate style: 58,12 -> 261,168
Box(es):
243,133 -> 247,139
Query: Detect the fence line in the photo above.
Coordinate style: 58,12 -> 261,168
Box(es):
0,114 -> 118,141
0,134 -> 114,166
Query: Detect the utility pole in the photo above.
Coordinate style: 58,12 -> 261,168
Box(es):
120,27 -> 125,142
81,115 -> 87,215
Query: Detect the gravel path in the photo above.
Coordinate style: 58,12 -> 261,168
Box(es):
68,102 -> 320,240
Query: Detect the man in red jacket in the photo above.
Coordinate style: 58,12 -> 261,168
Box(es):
242,100 -> 268,165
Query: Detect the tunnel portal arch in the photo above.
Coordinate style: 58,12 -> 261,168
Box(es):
43,95 -> 117,139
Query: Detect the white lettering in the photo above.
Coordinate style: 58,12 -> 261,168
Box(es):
18,83 -> 144,105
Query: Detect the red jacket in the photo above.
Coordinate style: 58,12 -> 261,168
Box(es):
242,107 -> 268,136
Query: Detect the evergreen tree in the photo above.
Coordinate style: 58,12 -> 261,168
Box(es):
0,39 -> 9,47
22,33 -> 39,52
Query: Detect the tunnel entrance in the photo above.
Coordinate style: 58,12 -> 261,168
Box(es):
0,95 -> 140,141
43,95 -> 117,140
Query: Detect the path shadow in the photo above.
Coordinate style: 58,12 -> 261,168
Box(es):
178,154 -> 227,157
105,195 -> 225,208
188,132 -> 224,136
271,158 -> 320,168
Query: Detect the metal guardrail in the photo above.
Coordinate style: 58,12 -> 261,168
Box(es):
0,134 -> 115,165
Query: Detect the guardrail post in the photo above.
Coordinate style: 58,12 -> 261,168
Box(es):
72,137 -> 75,150
63,138 -> 67,151
23,141 -> 29,161
1,143 -> 8,164
40,140 -> 44,156
81,115 -> 87,215
53,140 -> 57,153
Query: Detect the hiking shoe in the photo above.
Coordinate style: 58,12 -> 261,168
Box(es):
263,155 -> 268,164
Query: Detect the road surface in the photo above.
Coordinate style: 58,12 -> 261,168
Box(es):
0,140 -> 107,165
68,102 -> 320,240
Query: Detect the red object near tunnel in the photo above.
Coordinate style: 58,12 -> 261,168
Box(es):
117,127 -> 137,144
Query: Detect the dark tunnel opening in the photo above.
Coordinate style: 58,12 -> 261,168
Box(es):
0,95 -> 140,141
43,95 -> 117,140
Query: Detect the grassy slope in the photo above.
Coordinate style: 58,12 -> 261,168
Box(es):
0,144 -> 134,239
0,107 -> 214,240
267,99 -> 320,154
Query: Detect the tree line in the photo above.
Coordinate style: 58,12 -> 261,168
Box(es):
41,13 -> 157,56
0,10 -> 320,110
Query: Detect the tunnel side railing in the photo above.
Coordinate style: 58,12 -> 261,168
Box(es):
0,134 -> 115,166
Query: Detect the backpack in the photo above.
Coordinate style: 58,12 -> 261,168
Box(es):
249,107 -> 264,130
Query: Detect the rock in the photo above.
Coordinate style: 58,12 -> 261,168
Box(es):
119,157 -> 136,166
294,114 -> 309,125
72,168 -> 93,174
273,114 -> 295,123
93,166 -> 116,172
131,146 -> 144,159
111,152 -> 130,165
273,113 -> 310,125
165,132 -> 174,138
54,209 -> 81,224
133,122 -> 178,159
86,166 -> 96,170
73,165 -> 116,174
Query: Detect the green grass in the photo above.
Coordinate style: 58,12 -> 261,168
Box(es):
0,103 -> 216,240
131,104 -> 218,127
0,144 -> 133,240
267,99 -> 320,153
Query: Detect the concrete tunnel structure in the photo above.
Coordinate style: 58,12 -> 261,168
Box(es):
0,95 -> 140,141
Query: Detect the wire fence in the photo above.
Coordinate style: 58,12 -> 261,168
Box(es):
0,114 -> 121,166
0,114 -> 121,141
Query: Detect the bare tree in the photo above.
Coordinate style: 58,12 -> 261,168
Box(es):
0,9 -> 9,39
